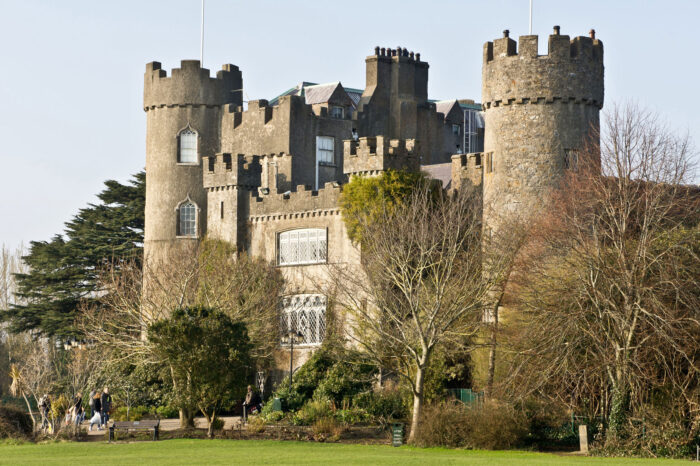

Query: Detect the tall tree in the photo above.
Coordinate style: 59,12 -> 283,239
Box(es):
3,172 -> 144,337
332,185 -> 518,442
508,104 -> 700,441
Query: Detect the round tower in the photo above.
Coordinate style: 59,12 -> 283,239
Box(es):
143,60 -> 242,270
481,27 -> 604,228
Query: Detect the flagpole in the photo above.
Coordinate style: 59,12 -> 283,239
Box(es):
200,0 -> 205,66
529,0 -> 533,34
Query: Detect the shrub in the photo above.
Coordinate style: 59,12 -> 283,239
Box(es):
111,405 -> 149,421
414,400 -> 527,449
261,409 -> 285,423
292,400 -> 333,426
313,361 -> 375,404
0,405 -> 32,439
247,416 -> 265,433
353,390 -> 409,421
312,417 -> 346,441
333,408 -> 369,425
210,416 -> 225,432
155,405 -> 179,419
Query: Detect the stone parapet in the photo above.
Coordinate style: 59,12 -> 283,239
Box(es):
343,136 -> 420,176
144,60 -> 242,110
482,28 -> 604,109
249,182 -> 342,218
203,154 -> 262,189
451,152 -> 483,189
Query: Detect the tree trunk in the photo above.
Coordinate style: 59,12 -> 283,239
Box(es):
486,313 -> 498,398
407,365 -> 426,443
21,392 -> 36,432
179,407 -> 195,428
608,382 -> 630,441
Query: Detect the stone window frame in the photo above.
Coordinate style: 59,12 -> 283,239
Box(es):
329,106 -> 345,119
174,195 -> 200,238
484,152 -> 494,174
176,123 -> 199,165
280,294 -> 327,347
277,228 -> 328,266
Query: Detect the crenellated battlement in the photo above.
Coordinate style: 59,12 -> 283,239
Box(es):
343,136 -> 420,176
203,153 -> 262,190
249,182 -> 342,219
143,60 -> 243,110
451,152 -> 483,189
482,27 -> 604,109
483,27 -> 603,63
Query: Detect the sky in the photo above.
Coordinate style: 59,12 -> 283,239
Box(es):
0,0 -> 698,251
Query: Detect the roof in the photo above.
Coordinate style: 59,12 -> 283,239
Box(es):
268,82 -> 363,108
434,100 -> 460,119
421,163 -> 452,190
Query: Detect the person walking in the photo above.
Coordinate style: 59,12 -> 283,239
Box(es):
88,390 -> 96,417
72,392 -> 84,428
92,392 -> 102,430
100,387 -> 112,426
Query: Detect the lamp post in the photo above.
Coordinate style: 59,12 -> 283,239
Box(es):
281,330 -> 304,393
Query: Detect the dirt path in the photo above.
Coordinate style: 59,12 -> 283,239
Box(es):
84,416 -> 242,437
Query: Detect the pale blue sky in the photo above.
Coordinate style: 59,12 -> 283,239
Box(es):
0,0 -> 697,249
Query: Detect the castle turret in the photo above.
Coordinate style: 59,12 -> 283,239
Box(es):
143,60 -> 242,268
481,27 -> 603,227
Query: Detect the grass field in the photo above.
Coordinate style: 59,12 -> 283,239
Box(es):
0,439 -> 691,465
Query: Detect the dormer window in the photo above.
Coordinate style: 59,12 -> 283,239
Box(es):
452,124 -> 461,136
178,128 -> 198,163
330,106 -> 344,119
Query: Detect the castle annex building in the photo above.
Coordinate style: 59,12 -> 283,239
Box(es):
143,27 -> 604,372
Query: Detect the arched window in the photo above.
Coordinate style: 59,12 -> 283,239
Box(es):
280,294 -> 326,346
278,228 -> 327,265
177,201 -> 197,237
178,128 -> 198,163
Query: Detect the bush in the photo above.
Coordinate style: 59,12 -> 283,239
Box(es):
414,400 -> 527,449
270,347 -> 376,412
291,400 -> 333,426
312,417 -> 346,441
210,416 -> 224,432
111,405 -> 149,421
261,409 -> 285,423
0,405 -> 32,439
353,390 -> 409,421
155,405 -> 179,419
247,416 -> 265,433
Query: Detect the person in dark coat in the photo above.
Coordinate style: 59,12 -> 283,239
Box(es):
92,392 -> 102,428
72,392 -> 84,426
100,387 -> 112,425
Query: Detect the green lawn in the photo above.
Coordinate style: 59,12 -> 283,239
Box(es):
0,439 -> 690,465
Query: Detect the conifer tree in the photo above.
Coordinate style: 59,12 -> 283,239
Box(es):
2,172 -> 145,337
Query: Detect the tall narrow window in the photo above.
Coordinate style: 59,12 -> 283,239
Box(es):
178,202 -> 197,237
280,294 -> 326,346
564,149 -> 579,171
316,136 -> 335,164
278,228 -> 327,266
179,129 -> 198,163
220,201 -> 224,219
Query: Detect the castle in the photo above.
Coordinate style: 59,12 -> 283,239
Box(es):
142,26 -> 604,382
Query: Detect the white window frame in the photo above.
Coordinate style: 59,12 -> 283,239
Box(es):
278,228 -> 327,266
316,136 -> 334,164
176,199 -> 198,237
178,128 -> 198,164
280,294 -> 327,346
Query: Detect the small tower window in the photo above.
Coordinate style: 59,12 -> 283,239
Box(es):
316,136 -> 335,164
179,129 -> 198,163
178,201 -> 197,237
564,149 -> 579,171
452,124 -> 461,136
330,106 -> 344,119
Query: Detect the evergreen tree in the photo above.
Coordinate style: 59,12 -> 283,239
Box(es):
2,172 -> 145,337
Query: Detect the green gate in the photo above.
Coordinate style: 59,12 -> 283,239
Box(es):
448,388 -> 484,408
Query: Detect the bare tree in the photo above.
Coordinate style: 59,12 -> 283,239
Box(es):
331,184 -> 519,442
10,337 -> 56,432
508,103 -> 700,440
79,240 -> 283,427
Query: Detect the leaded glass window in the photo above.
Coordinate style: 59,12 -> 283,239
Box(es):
280,294 -> 327,346
278,228 -> 327,266
178,202 -> 197,237
179,129 -> 198,163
